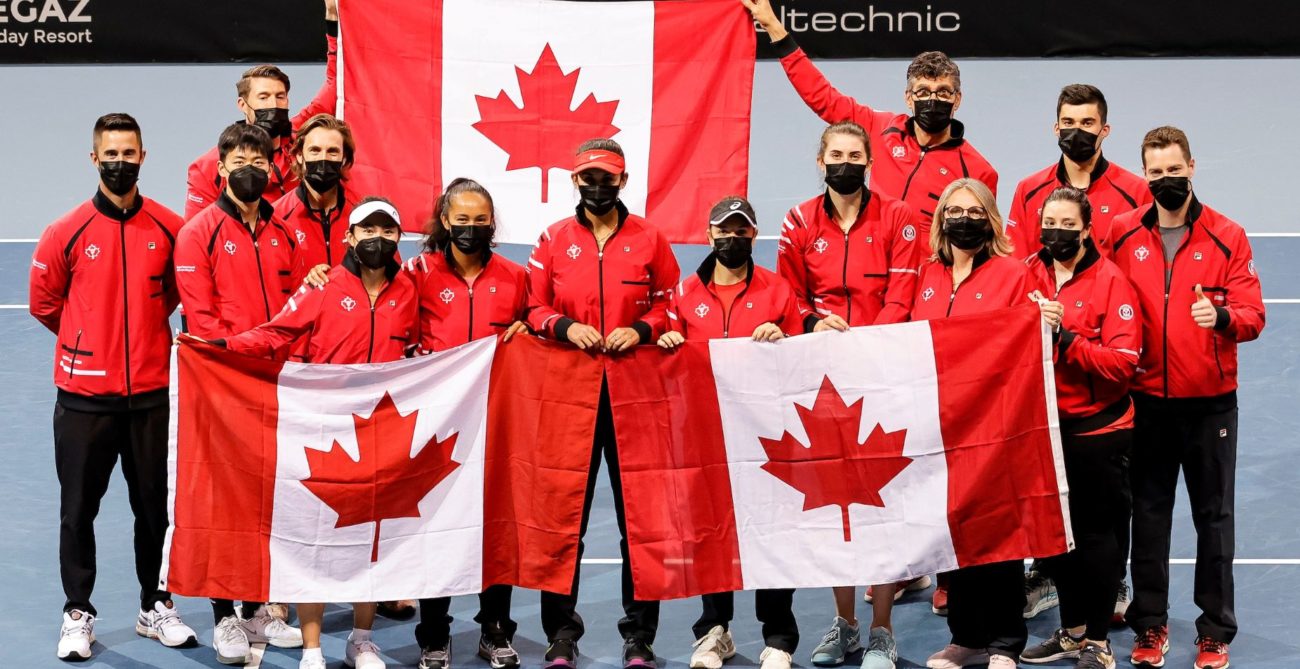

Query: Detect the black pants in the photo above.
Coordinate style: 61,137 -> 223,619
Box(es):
211,599 -> 265,624
694,590 -> 798,652
540,382 -> 660,644
1040,426 -> 1132,641
1127,394 -> 1237,643
54,400 -> 171,615
946,560 -> 1027,658
416,585 -> 516,649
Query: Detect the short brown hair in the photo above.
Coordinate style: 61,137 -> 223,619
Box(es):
93,112 -> 142,150
930,178 -> 1012,264
236,64 -> 291,99
290,114 -> 356,178
1042,187 -> 1093,227
1057,84 -> 1107,124
1140,126 -> 1192,167
906,51 -> 960,91
817,121 -> 871,160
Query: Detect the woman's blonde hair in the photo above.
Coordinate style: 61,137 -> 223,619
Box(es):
929,178 -> 1014,264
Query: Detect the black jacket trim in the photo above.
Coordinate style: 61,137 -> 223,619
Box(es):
92,189 -> 144,222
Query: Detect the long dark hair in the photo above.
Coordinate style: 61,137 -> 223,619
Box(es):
424,178 -> 497,253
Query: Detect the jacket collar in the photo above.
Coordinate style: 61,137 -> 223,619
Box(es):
694,252 -> 754,286
1055,154 -> 1111,188
295,181 -> 348,222
902,117 -> 968,149
216,191 -> 275,227
575,200 -> 630,230
820,187 -> 873,221
441,239 -> 494,269
92,188 -> 143,222
1139,193 -> 1204,230
342,244 -> 400,281
1035,237 -> 1102,276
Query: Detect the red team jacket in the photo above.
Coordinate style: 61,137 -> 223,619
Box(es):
773,36 -> 998,252
911,254 -> 1040,321
1026,242 -> 1141,423
667,256 -> 803,340
175,194 -> 308,339
526,204 -> 680,343
405,248 -> 529,352
183,26 -> 339,220
223,253 -> 418,364
1007,157 -> 1151,258
1110,198 -> 1265,398
777,190 -> 920,331
273,183 -> 357,269
29,192 -> 184,406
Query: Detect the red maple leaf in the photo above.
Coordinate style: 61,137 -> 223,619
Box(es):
472,44 -> 621,202
759,376 -> 912,542
302,392 -> 460,562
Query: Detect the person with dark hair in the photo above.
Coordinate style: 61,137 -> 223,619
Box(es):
275,113 -> 359,270
741,0 -> 998,253
1019,187 -> 1140,669
30,112 -> 197,662
526,138 -> 680,669
184,0 -> 341,219
405,178 -> 527,669
174,122 -> 309,664
1007,84 -> 1150,261
1110,126 -> 1265,669
775,120 -> 920,669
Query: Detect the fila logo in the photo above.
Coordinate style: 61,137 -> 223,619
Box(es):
891,146 -> 905,158
921,287 -> 935,301
389,300 -> 396,307
746,302 -> 753,309
439,288 -> 455,304
1134,245 -> 1150,262
84,244 -> 100,260
624,246 -> 631,253
147,241 -> 156,250
296,230 -> 307,244
1075,301 -> 1084,308
270,238 -> 279,247
1100,206 -> 1110,213
224,240 -> 237,255
489,286 -> 497,293
566,244 -> 582,260
865,236 -> 873,243
694,303 -> 710,318
975,292 -> 983,300
902,225 -> 917,241
939,167 -> 949,176
340,296 -> 357,311
1193,251 -> 1203,261
1219,428 -> 1229,438
1118,304 -> 1135,321
813,237 -> 829,254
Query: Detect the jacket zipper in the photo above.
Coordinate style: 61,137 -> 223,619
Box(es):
841,231 -> 852,324
118,223 -> 133,397
367,302 -> 376,363
592,226 -> 622,335
718,281 -> 751,338
901,147 -> 929,201
249,224 -> 273,320
1160,232 -> 1191,398
467,286 -> 476,344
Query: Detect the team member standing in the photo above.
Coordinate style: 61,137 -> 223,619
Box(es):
184,0 -> 340,219
174,123 -> 308,665
526,139 -> 679,669
659,196 -> 802,669
911,178 -> 1041,669
1110,127 -> 1265,669
776,120 -> 920,669
30,113 -> 198,662
1007,85 -> 1150,259
275,113 -> 358,270
214,199 -> 416,669
406,178 -> 528,669
1019,188 -> 1140,669
741,0 -> 998,253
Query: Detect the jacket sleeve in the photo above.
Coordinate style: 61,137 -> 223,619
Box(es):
665,283 -> 685,336
1006,179 -> 1035,259
632,229 -> 681,343
291,25 -> 340,128
184,157 -> 219,221
28,223 -> 70,334
774,279 -> 805,337
173,225 -> 233,339
875,203 -> 920,325
776,207 -> 818,332
1057,273 -> 1141,384
524,230 -> 566,337
1215,228 -> 1266,342
224,284 -> 322,358
511,264 -> 531,324
979,161 -> 1000,199
773,36 -> 878,132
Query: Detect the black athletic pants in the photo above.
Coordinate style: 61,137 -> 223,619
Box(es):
947,560 -> 1027,658
694,590 -> 798,652
416,585 -> 516,649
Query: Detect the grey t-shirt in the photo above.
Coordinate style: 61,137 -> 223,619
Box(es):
1160,225 -> 1187,285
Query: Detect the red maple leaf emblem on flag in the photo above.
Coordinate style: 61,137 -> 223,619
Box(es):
472,44 -> 621,202
302,392 -> 460,562
759,376 -> 912,542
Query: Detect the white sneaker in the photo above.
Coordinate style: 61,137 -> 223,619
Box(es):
759,647 -> 793,669
300,652 -> 328,669
690,625 -> 737,669
345,635 -> 386,669
243,607 -> 304,648
213,614 -> 251,665
265,602 -> 292,622
57,610 -> 95,661
987,655 -> 1018,668
136,600 -> 198,648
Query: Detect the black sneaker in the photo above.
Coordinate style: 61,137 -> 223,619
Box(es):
1076,642 -> 1116,669
479,633 -> 521,669
418,644 -> 451,669
622,639 -> 657,669
1020,628 -> 1084,664
544,639 -> 578,669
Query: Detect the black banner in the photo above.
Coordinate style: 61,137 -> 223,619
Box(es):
1,0 -> 1297,64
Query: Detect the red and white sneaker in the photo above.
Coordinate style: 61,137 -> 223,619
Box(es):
1194,636 -> 1229,669
1130,626 -> 1169,668
931,585 -> 949,616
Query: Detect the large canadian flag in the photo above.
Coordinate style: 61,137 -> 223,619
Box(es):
336,0 -> 755,244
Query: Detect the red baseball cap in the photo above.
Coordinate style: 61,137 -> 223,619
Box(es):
573,149 -> 626,175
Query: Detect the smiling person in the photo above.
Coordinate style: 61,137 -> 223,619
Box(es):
741,0 -> 997,253
526,139 -> 680,669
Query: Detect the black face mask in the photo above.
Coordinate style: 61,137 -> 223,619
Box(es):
1057,128 -> 1100,163
252,107 -> 292,139
303,159 -> 343,194
823,161 -> 867,195
354,236 -> 398,270
1040,228 -> 1084,262
227,165 -> 269,204
1149,176 -> 1191,211
578,183 -> 620,216
713,235 -> 753,270
449,224 -> 493,255
913,99 -> 955,134
98,160 -> 140,197
943,216 -> 991,251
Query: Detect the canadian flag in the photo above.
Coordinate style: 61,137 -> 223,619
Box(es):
336,0 -> 755,244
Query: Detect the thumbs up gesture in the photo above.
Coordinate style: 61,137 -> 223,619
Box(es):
1191,284 -> 1218,329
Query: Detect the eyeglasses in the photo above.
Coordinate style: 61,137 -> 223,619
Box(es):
910,87 -> 958,102
943,205 -> 988,220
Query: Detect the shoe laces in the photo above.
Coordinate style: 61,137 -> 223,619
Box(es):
62,612 -> 94,637
216,616 -> 246,645
1197,637 -> 1227,654
1134,628 -> 1164,649
352,638 -> 381,656
819,625 -> 841,645
1025,572 -> 1049,593
486,637 -> 517,659
422,646 -> 450,661
154,604 -> 186,631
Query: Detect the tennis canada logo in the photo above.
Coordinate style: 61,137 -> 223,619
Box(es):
296,230 -> 307,244
224,240 -> 237,255
340,296 -> 356,312
695,303 -> 710,318
1134,245 -> 1150,262
891,146 -> 905,158
921,287 -> 934,301
813,237 -> 829,254
84,244 -> 100,260
566,244 -> 581,260
439,288 -> 455,304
